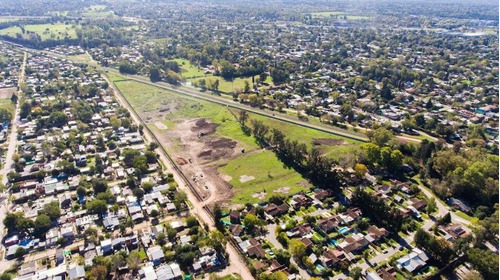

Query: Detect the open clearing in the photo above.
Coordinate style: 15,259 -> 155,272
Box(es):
310,11 -> 370,20
219,150 -> 311,204
108,72 -> 360,205
0,88 -> 15,116
0,23 -> 77,40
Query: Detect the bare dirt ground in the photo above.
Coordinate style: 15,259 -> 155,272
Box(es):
150,117 -> 241,206
0,88 -> 15,99
312,138 -> 347,146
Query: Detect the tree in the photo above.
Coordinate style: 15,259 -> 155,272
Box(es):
77,186 -> 87,197
173,191 -> 187,209
86,199 -> 107,215
110,253 -> 126,274
238,110 -> 249,126
244,80 -> 250,92
212,79 -> 219,91
208,230 -> 227,254
14,247 -> 25,258
0,108 -> 12,123
361,143 -> 380,166
426,197 -> 438,214
48,111 -> 68,127
275,249 -> 291,266
186,215 -> 198,228
354,163 -> 368,179
156,232 -> 167,246
243,213 -> 262,232
34,214 -> 51,237
389,149 -> 403,172
366,127 -> 393,147
87,265 -> 108,280
92,178 -> 108,194
42,202 -> 61,221
0,273 -> 12,280
150,67 -> 161,82
289,239 -> 307,260
349,267 -> 362,280
127,251 -> 141,274
467,248 -> 499,280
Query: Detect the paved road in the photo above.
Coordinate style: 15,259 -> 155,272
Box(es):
0,51 -> 26,264
1,51 -> 26,185
265,224 -> 310,279
103,73 -> 255,280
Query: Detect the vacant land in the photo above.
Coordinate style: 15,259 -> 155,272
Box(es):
220,150 -> 311,204
0,23 -> 77,40
310,11 -> 370,20
0,88 -> 15,116
189,75 -> 258,93
82,5 -> 116,18
169,58 -> 205,79
108,72 -> 359,205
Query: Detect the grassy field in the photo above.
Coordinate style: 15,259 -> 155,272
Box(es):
220,150 -> 311,204
109,73 -> 260,150
168,58 -> 205,79
68,53 -> 96,65
0,23 -> 77,40
108,72 -> 361,156
189,75 -> 259,93
0,98 -> 15,116
108,73 -> 361,202
310,11 -> 370,20
82,5 -> 116,18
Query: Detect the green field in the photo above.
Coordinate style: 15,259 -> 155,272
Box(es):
0,23 -> 77,40
109,74 -> 260,151
68,53 -> 96,65
0,98 -> 15,116
108,72 -> 361,203
220,150 -> 311,204
189,75 -> 256,93
310,11 -> 370,20
82,5 -> 116,18
168,58 -> 205,79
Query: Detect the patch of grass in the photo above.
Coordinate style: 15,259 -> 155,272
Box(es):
219,150 -> 312,204
218,274 -> 242,280
189,75 -> 259,93
82,5 -> 116,18
0,98 -> 15,117
67,53 -> 95,65
168,58 -> 205,79
0,22 -> 77,41
111,75 -> 259,151
310,11 -> 347,17
248,112 -> 363,151
454,210 -> 474,222
309,11 -> 370,20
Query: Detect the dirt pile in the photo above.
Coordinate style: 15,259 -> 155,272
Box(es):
198,138 -> 237,160
191,118 -> 218,135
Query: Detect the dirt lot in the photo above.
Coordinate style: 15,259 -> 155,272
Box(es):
0,88 -> 15,99
150,117 -> 241,206
312,138 -> 347,146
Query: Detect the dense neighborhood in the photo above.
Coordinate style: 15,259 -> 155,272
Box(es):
0,0 -> 497,280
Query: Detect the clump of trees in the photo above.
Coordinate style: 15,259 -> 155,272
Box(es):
239,116 -> 341,191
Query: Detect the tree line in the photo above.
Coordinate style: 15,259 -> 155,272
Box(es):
238,110 -> 342,191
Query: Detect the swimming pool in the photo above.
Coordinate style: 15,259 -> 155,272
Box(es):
338,227 -> 349,234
